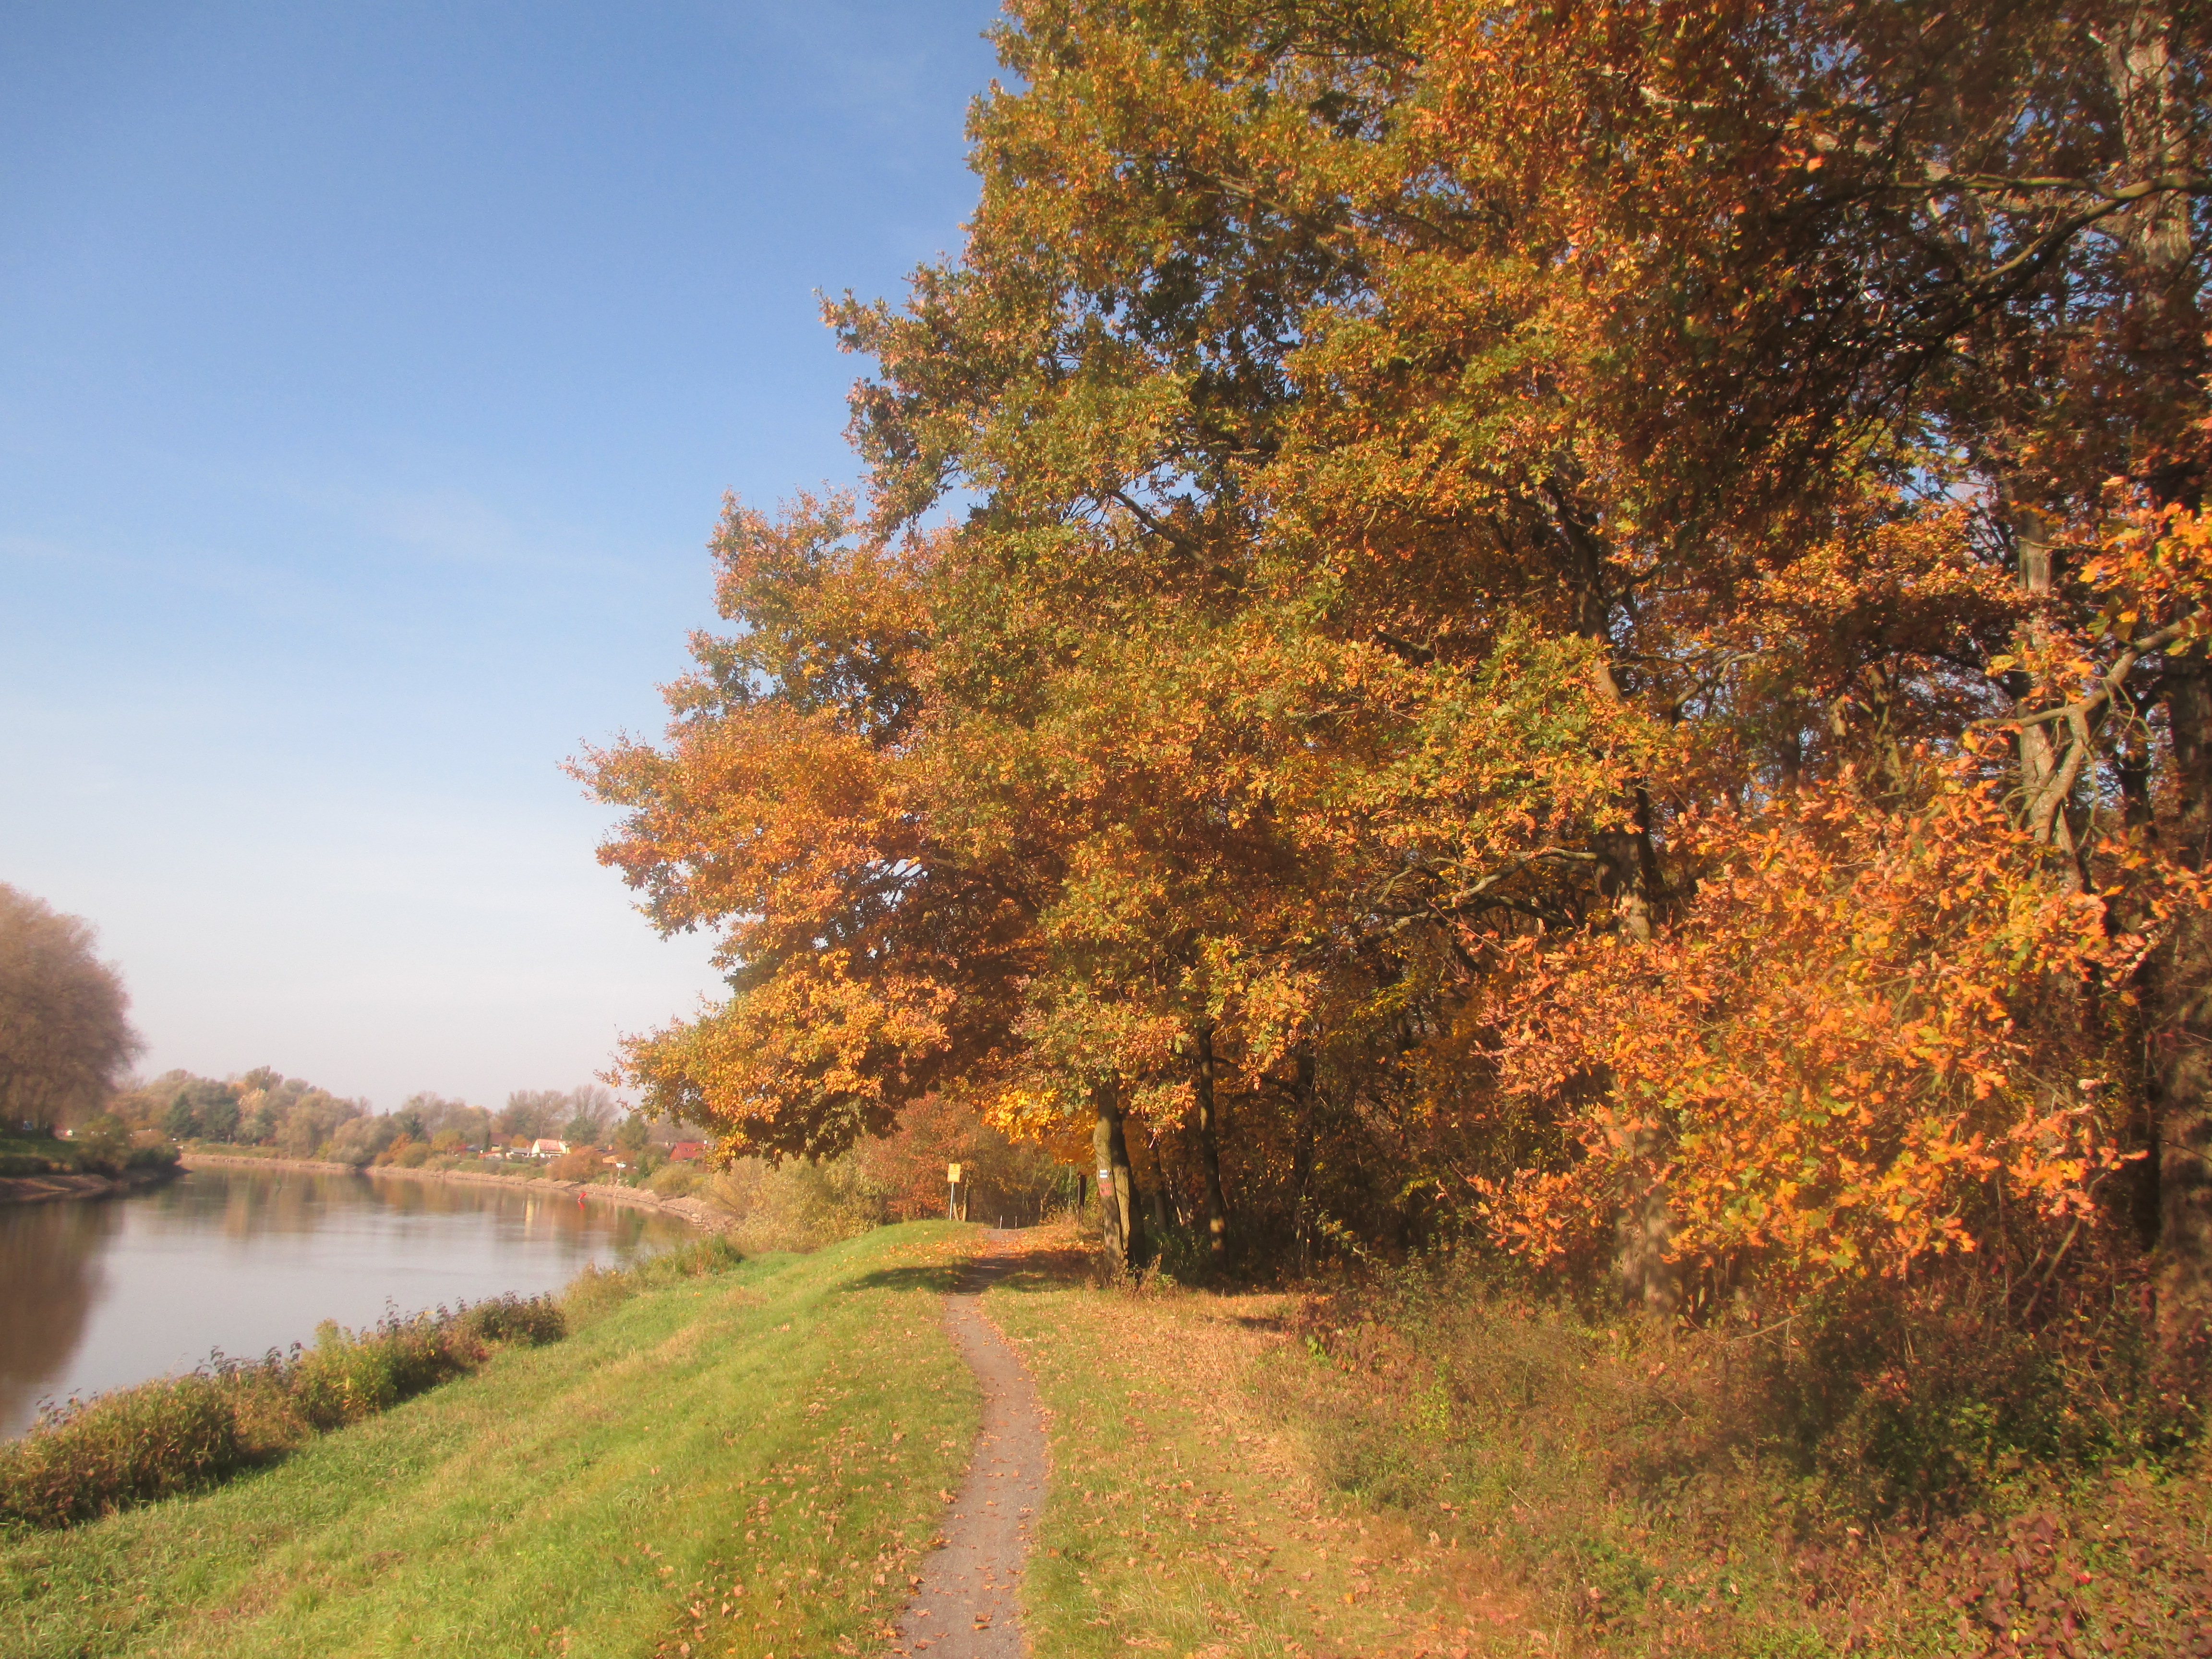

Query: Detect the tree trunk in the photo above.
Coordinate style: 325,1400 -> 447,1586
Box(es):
1289,1046 -> 1318,1272
1593,793 -> 1676,1307
1092,1080 -> 1145,1272
2109,1 -> 2212,1349
2108,1 -> 2201,467
2006,502 -> 2086,866
1190,1023 -> 1230,1268
2153,666 -> 2212,1344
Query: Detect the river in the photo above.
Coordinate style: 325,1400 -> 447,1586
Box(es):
0,1164 -> 695,1436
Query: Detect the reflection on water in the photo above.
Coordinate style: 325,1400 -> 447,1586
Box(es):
0,1167 -> 692,1435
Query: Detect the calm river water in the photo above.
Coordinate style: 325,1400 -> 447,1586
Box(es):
0,1165 -> 695,1436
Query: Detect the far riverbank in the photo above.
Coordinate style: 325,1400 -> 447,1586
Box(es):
0,1164 -> 179,1207
178,1152 -> 736,1238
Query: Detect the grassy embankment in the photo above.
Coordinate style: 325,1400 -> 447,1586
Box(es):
979,1228 -> 2210,1658
1,1221 -> 979,1659
15,1212 -> 2203,1657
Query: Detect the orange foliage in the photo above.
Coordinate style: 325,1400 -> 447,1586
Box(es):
1480,768 -> 2201,1292
583,0 -> 2212,1323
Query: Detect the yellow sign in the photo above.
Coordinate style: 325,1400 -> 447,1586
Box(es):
947,1163 -> 962,1184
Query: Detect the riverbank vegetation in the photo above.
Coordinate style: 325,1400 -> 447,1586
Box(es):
0,1223 -> 974,1659
101,1072 -> 623,1166
0,1290 -> 566,1530
0,1124 -> 176,1186
181,1084 -> 1073,1242
0,1231 -> 777,1537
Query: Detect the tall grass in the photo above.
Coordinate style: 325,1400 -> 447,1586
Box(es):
0,1291 -> 568,1531
557,1232 -> 744,1324
1263,1255 -> 2212,1652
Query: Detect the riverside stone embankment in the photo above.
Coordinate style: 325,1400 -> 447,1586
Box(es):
178,1152 -> 737,1236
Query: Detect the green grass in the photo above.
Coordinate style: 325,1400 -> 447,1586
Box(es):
0,1220 -> 982,1659
982,1246 -> 1484,1659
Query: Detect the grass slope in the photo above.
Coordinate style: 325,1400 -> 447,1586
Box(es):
982,1232 -> 1496,1659
0,1221 -> 980,1659
986,1226 -> 2210,1658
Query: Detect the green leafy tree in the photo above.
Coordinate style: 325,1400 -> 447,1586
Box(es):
73,1111 -> 131,1172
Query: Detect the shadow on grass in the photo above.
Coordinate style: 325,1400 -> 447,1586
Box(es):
981,1253 -> 1096,1296
835,1231 -> 1098,1302
833,1264 -> 971,1297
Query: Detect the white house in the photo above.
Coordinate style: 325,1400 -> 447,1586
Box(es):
529,1138 -> 569,1159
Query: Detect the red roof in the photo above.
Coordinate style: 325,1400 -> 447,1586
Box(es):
670,1140 -> 707,1162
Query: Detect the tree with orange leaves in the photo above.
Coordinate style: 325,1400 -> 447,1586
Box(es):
588,0 -> 2212,1345
574,494 -> 1038,1162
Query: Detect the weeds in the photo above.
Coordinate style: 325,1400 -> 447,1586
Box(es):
560,1235 -> 744,1325
1263,1254 -> 2212,1653
0,1291 -> 566,1530
0,1377 -> 241,1528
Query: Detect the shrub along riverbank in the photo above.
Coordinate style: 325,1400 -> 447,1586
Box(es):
0,1288 -> 577,1530
0,1221 -> 977,1659
0,1129 -> 177,1197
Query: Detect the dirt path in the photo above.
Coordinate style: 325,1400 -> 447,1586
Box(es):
890,1232 -> 1048,1659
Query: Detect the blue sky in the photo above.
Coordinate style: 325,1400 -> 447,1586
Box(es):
0,0 -> 1002,1109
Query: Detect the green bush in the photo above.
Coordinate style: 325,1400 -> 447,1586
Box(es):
0,1292 -> 566,1530
0,1376 -> 242,1528
292,1296 -> 565,1429
645,1160 -> 701,1197
562,1236 -> 743,1327
70,1115 -> 134,1173
709,1154 -> 889,1252
457,1291 -> 567,1348
292,1323 -> 411,1428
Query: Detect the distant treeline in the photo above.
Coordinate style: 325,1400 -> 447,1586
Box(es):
101,1071 -> 633,1169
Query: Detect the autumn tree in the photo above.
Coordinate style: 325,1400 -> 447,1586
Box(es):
0,885 -> 141,1134
592,0 -> 2212,1337
576,493 -> 1044,1164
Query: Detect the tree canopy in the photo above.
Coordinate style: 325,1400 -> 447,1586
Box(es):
584,0 -> 2212,1335
0,885 -> 140,1134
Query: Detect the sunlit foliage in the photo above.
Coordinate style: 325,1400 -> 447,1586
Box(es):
584,0 -> 2212,1338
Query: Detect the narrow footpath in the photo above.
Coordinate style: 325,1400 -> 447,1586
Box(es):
890,1232 -> 1048,1659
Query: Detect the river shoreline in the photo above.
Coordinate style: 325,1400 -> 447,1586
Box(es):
176,1152 -> 737,1237
0,1165 -> 180,1207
